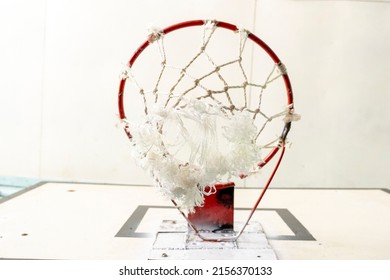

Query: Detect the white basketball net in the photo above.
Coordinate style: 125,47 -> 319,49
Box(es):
119,21 -> 299,212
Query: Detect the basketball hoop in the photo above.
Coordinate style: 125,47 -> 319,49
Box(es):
117,20 -> 299,242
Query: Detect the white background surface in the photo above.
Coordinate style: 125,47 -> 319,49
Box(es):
1,0 -> 389,188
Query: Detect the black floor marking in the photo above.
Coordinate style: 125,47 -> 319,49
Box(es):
115,205 -> 316,241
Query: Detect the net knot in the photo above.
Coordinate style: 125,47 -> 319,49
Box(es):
204,20 -> 217,30
237,25 -> 250,37
202,185 -> 217,196
277,62 -> 287,75
283,108 -> 301,123
147,26 -> 164,43
119,64 -> 132,80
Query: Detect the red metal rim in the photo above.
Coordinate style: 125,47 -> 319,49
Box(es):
118,19 -> 294,169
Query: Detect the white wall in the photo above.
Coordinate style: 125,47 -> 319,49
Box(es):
258,0 -> 390,188
0,0 -> 389,188
0,0 -> 46,177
